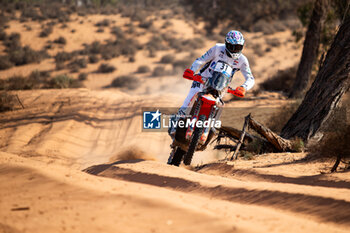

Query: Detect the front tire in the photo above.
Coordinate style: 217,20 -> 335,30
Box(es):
183,115 -> 206,165
168,148 -> 186,166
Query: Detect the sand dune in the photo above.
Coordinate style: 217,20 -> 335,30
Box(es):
1,8 -> 349,233
0,88 -> 349,233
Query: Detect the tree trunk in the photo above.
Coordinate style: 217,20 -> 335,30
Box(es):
289,0 -> 327,99
281,17 -> 350,141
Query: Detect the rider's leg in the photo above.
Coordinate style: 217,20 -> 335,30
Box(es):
168,82 -> 201,136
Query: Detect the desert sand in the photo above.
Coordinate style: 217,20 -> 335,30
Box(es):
1,10 -> 350,233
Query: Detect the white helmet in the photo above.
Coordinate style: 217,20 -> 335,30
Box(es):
225,30 -> 245,59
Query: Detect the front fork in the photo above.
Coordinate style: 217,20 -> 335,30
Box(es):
185,99 -> 202,141
185,97 -> 219,144
200,105 -> 218,143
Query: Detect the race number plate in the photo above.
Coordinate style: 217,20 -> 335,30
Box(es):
214,61 -> 233,77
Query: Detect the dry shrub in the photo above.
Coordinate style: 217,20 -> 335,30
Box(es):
0,71 -> 83,90
110,75 -> 139,90
82,38 -> 139,60
3,32 -> 47,67
8,46 -> 46,66
182,37 -> 205,50
162,20 -> 173,28
55,51 -> 76,70
68,58 -> 87,72
78,73 -> 88,81
152,66 -> 167,77
53,36 -> 67,45
0,29 -> 6,41
1,70 -> 50,90
290,138 -> 305,152
309,126 -> 350,163
84,41 -> 102,54
0,91 -> 16,112
172,56 -> 193,70
252,20 -> 289,34
88,54 -> 99,64
20,6 -> 42,21
139,20 -> 153,29
4,33 -> 21,50
110,26 -> 125,38
110,147 -> 156,162
266,100 -> 301,133
160,54 -> 175,64
146,35 -> 166,52
39,3 -> 70,22
259,65 -> 297,94
250,43 -> 264,57
49,74 -> 83,89
95,19 -> 110,27
0,56 -> 13,70
97,63 -> 116,73
309,96 -> 350,169
55,51 -> 75,63
136,65 -> 151,73
96,27 -> 104,33
39,26 -> 53,37
128,56 -> 135,63
266,38 -> 281,48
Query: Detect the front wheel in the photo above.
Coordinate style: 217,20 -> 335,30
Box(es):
183,115 -> 206,165
168,147 -> 186,166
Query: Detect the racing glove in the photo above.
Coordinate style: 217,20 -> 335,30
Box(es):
183,69 -> 194,80
183,69 -> 204,83
228,86 -> 246,98
193,74 -> 204,83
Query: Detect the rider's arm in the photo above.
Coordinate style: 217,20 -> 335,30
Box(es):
190,45 -> 217,72
239,55 -> 255,91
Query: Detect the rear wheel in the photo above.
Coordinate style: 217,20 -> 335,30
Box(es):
183,115 -> 206,165
168,148 -> 186,166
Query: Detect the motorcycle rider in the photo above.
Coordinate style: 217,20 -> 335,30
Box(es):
169,30 -> 255,136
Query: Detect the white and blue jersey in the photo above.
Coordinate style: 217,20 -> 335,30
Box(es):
181,43 -> 255,108
191,43 -> 254,90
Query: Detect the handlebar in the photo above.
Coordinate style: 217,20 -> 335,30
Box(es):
227,87 -> 244,98
184,73 -> 205,84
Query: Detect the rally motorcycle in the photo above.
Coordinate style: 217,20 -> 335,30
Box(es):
167,61 -> 242,166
